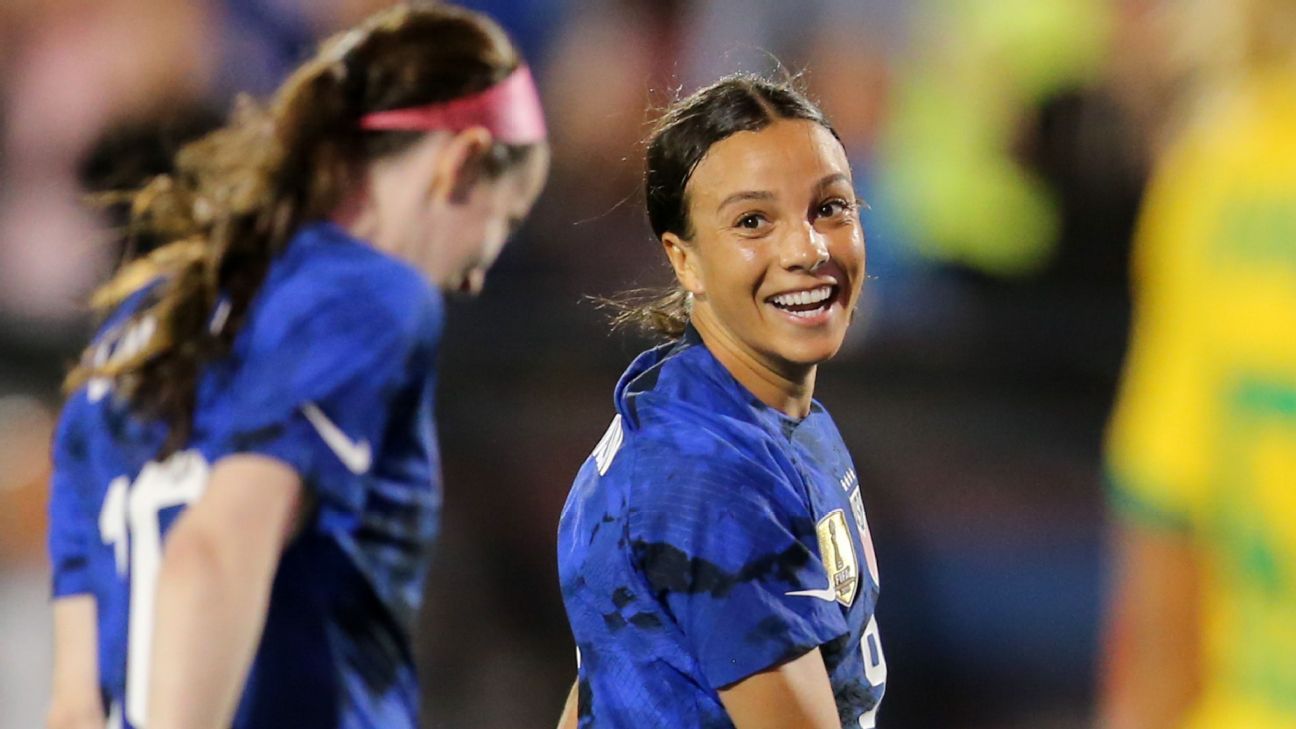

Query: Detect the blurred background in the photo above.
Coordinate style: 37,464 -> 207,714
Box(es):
0,0 -> 1269,727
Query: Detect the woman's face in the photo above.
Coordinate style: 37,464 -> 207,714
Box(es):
420,145 -> 549,295
667,118 -> 865,378
355,132 -> 548,294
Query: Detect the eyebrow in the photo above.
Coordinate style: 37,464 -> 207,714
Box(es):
715,173 -> 854,214
716,190 -> 775,213
814,172 -> 852,194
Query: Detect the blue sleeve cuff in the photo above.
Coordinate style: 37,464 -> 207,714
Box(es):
51,561 -> 93,598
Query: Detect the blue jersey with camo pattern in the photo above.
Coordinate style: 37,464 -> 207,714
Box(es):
48,222 -> 444,729
558,329 -> 887,728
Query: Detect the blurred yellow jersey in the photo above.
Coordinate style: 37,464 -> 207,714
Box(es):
1107,70 -> 1296,729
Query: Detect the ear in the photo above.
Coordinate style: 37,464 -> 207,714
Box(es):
662,231 -> 704,297
428,126 -> 494,204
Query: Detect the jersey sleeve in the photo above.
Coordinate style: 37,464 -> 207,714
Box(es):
627,433 -> 848,689
47,285 -> 165,598
1105,134 -> 1216,531
218,262 -> 441,511
48,398 -> 97,598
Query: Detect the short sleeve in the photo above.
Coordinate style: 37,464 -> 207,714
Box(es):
48,400 -> 96,597
1105,135 -> 1216,531
627,437 -> 847,689
216,259 -> 441,510
48,284 -> 165,598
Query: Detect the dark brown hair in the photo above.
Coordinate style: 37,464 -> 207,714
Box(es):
611,73 -> 840,338
67,2 -> 540,453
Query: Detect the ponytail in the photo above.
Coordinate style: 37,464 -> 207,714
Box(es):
66,3 -> 531,453
600,287 -> 691,340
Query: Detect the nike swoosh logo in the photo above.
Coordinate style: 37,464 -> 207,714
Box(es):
786,581 -> 838,602
302,402 -> 372,474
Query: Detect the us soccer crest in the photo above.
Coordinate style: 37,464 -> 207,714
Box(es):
815,509 -> 858,606
849,488 -> 880,586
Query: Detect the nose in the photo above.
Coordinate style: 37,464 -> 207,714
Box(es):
780,221 -> 829,271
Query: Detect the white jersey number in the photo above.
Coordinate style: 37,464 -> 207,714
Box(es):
858,614 -> 888,728
99,450 -> 208,726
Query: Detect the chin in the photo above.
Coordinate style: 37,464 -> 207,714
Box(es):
771,331 -> 847,369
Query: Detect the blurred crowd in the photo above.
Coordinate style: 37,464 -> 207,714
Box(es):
0,1 -> 1279,727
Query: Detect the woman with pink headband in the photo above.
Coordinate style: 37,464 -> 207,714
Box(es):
45,5 -> 547,729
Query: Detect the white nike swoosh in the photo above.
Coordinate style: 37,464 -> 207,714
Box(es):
786,581 -> 838,602
302,402 -> 372,474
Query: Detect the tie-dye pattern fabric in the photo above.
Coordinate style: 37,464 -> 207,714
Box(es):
48,222 -> 444,729
559,330 -> 886,727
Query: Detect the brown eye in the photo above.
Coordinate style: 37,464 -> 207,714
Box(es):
816,199 -> 851,218
738,214 -> 765,229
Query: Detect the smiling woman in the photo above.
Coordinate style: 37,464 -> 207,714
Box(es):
556,75 -> 885,729
662,118 -> 865,411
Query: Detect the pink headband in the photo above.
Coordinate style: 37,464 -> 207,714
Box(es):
358,65 -> 546,144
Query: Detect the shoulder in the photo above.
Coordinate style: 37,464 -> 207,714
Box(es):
622,413 -> 806,542
628,405 -> 780,479
619,339 -> 763,434
217,224 -> 442,418
51,393 -> 94,467
620,423 -> 822,600
248,223 -> 443,353
611,340 -> 801,507
264,222 -> 440,326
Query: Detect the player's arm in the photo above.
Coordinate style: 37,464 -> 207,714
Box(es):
47,403 -> 105,729
1097,518 -> 1201,729
146,454 -> 304,729
556,679 -> 579,729
47,595 -> 104,729
718,647 -> 841,729
1098,135 -> 1209,729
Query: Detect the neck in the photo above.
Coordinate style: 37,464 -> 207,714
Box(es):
332,186 -> 370,236
329,159 -> 384,245
691,309 -> 816,419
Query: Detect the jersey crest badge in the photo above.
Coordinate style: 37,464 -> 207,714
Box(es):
849,487 -> 880,586
815,509 -> 858,606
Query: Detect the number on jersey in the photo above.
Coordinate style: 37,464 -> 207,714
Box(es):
99,450 -> 208,726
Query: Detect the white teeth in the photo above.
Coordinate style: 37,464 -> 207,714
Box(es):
771,285 -> 832,308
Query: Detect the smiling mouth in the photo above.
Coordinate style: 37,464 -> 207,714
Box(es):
767,284 -> 837,319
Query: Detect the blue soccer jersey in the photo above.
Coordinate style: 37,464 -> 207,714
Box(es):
47,222 -> 444,729
558,330 -> 887,728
